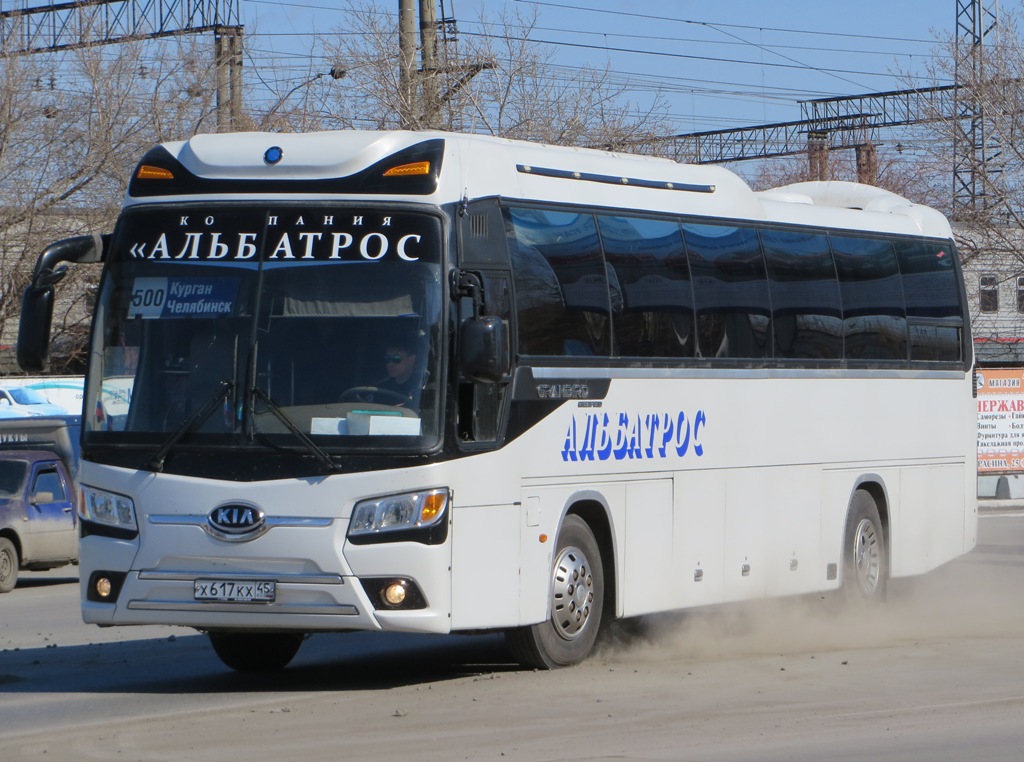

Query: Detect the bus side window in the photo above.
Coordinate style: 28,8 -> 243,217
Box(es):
598,215 -> 696,359
894,240 -> 963,363
831,236 -> 908,362
682,223 -> 771,360
507,207 -> 611,357
761,229 -> 843,361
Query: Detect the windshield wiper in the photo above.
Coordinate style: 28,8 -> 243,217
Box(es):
148,381 -> 234,472
251,387 -> 340,473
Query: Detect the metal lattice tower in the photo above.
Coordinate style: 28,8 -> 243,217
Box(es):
0,0 -> 243,131
634,1 -> 1000,201
953,0 -> 1000,216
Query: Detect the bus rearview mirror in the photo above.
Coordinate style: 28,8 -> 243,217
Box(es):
459,316 -> 510,383
16,233 -> 107,373
18,285 -> 56,372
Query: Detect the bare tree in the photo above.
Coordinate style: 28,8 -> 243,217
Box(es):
903,12 -> 1024,265
315,1 -> 671,145
880,12 -> 1024,363
743,142 -> 947,206
0,35 -> 222,373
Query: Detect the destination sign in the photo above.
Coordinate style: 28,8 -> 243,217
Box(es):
127,276 -> 239,319
113,208 -> 441,265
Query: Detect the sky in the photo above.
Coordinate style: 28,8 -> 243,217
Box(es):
236,0 -> 1019,135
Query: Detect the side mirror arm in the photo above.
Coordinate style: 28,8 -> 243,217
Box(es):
17,233 -> 108,372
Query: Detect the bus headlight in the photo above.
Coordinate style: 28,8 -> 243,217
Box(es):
81,485 -> 138,531
348,488 -> 449,541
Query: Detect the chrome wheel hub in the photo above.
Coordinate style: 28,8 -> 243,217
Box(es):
853,518 -> 881,594
550,545 -> 595,641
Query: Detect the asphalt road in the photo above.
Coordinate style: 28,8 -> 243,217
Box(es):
2,511 -> 1024,761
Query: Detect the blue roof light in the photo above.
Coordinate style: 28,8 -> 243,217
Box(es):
264,146 -> 284,165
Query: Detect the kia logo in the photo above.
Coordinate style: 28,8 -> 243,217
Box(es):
208,504 -> 265,537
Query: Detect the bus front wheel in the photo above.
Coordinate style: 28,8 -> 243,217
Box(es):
842,489 -> 887,604
506,515 -> 605,669
208,631 -> 304,672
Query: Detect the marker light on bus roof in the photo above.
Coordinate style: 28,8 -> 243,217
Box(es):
135,165 -> 175,181
383,161 -> 431,177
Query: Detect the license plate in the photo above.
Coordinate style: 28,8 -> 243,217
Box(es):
194,579 -> 276,603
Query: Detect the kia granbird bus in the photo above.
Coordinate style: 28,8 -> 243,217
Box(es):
17,130 -> 977,671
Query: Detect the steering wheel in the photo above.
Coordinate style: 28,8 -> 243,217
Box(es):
339,386 -> 409,406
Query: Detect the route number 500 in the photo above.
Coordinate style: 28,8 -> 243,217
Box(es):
127,277 -> 168,318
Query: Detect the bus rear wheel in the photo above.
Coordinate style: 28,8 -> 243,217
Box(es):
506,515 -> 605,669
842,490 -> 887,604
208,631 -> 304,672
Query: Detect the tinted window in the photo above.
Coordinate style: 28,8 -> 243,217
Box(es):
906,323 -> 962,362
683,224 -> 771,359
32,469 -> 66,501
831,236 -> 907,361
895,241 -> 961,318
894,240 -> 963,362
90,206 -> 446,448
762,229 -> 842,360
598,215 -> 695,358
508,208 -> 610,356
0,460 -> 28,497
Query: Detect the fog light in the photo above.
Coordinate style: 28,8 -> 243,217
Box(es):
383,581 -> 407,606
87,571 -> 126,603
361,577 -> 426,610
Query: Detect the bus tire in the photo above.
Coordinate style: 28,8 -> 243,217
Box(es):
842,489 -> 887,604
208,631 -> 304,672
0,538 -> 18,594
506,515 -> 604,669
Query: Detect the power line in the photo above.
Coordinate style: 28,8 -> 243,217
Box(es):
457,30 -> 920,81
242,1 -> 939,72
238,0 -> 946,128
243,3 -> 939,61
514,0 -> 939,45
513,26 -> 939,62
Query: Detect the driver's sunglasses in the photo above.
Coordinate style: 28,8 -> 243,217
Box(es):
384,354 -> 406,364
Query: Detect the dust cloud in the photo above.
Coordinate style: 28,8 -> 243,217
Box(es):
594,517 -> 1024,665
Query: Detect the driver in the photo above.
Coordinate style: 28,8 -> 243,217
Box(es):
376,339 -> 419,406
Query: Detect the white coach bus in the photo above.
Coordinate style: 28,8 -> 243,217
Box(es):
17,130 -> 977,671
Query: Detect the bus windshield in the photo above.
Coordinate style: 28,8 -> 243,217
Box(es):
84,204 -> 444,458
